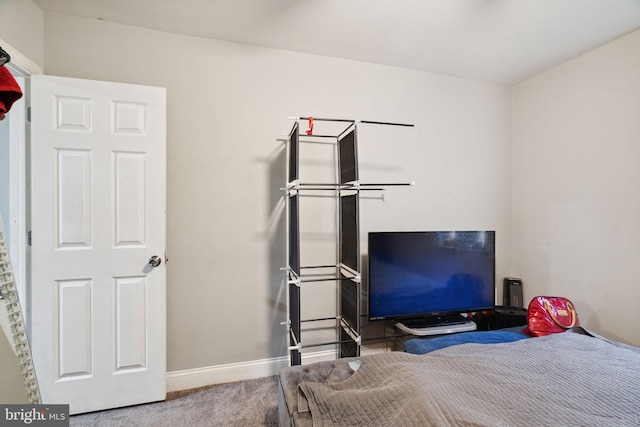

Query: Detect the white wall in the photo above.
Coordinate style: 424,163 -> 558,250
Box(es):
511,29 -> 640,346
40,13 -> 511,372
0,0 -> 44,67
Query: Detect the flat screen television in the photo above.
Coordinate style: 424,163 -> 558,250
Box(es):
368,231 -> 495,327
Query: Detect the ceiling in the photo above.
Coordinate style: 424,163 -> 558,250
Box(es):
33,0 -> 640,85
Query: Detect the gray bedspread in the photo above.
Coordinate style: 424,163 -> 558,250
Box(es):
298,332 -> 640,426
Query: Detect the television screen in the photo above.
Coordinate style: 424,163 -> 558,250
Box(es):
368,231 -> 495,322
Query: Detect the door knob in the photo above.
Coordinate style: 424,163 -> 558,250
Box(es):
148,255 -> 162,267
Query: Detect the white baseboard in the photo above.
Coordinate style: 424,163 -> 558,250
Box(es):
166,349 -> 338,392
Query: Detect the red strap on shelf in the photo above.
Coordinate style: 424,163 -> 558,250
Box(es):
306,117 -> 314,135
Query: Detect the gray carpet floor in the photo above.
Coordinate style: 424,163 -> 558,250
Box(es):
70,375 -> 279,426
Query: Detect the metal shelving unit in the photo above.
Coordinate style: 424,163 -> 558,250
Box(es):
284,116 -> 413,366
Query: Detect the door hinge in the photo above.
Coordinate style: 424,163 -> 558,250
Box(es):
27,230 -> 32,246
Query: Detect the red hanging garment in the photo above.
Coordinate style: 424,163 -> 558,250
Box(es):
0,66 -> 23,115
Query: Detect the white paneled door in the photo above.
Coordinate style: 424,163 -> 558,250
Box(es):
30,75 -> 167,414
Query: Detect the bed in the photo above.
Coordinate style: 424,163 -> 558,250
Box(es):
278,327 -> 640,426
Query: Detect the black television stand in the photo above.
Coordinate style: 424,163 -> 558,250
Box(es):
395,317 -> 477,336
